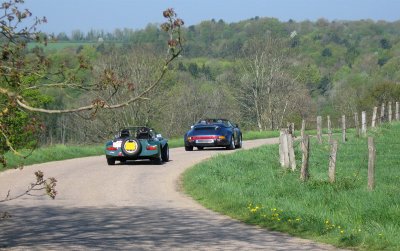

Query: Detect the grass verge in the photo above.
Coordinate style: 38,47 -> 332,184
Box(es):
0,144 -> 103,172
182,122 -> 400,250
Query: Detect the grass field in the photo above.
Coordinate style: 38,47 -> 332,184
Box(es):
0,130 -> 278,171
183,122 -> 400,250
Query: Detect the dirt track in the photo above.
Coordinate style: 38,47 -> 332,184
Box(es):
0,138 -> 342,250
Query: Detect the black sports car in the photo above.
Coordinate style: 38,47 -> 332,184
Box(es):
184,119 -> 242,151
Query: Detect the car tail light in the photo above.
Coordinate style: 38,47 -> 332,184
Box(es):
106,146 -> 118,151
146,145 -> 158,150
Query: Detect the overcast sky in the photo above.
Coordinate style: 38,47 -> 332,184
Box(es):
23,0 -> 400,34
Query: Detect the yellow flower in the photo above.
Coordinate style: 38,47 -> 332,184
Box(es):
325,220 -> 329,224
340,230 -> 344,234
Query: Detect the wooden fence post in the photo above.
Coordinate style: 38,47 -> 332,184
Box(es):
300,135 -> 310,182
388,101 -> 392,122
287,133 -> 296,171
361,111 -> 367,137
396,102 -> 399,121
317,116 -> 322,144
368,137 -> 376,191
279,129 -> 289,168
342,115 -> 346,143
301,119 -> 306,140
329,140 -> 338,183
354,112 -> 360,137
380,103 -> 385,124
327,115 -> 332,143
372,106 -> 377,128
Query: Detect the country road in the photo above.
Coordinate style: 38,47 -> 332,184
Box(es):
0,138 -> 342,250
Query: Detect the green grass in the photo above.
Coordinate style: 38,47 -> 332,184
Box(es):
1,144 -> 103,171
182,122 -> 400,250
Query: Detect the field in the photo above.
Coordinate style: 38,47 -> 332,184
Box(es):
183,122 -> 400,250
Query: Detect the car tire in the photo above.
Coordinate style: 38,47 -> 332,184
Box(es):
197,146 -> 204,150
107,158 -> 115,165
235,135 -> 243,149
185,146 -> 193,151
161,144 -> 169,162
121,137 -> 141,157
226,136 -> 235,150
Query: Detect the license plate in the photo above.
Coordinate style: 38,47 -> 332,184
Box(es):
196,139 -> 214,144
113,141 -> 122,148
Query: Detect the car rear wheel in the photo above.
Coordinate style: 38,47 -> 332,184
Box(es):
161,144 -> 169,162
107,158 -> 115,165
235,135 -> 242,149
226,136 -> 235,150
185,146 -> 193,151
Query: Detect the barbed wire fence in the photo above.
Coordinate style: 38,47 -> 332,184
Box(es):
279,101 -> 400,191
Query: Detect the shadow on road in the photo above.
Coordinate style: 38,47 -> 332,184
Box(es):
0,204 -> 337,250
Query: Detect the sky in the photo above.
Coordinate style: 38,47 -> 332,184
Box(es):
22,0 -> 400,35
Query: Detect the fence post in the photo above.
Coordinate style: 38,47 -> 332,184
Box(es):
301,119 -> 306,140
327,115 -> 332,143
317,116 -> 322,144
300,135 -> 310,182
396,102 -> 399,121
279,129 -> 289,168
354,112 -> 360,137
329,140 -> 338,183
372,106 -> 377,128
361,111 -> 367,137
368,137 -> 376,191
287,133 -> 296,171
388,101 -> 392,122
380,103 -> 385,124
342,115 -> 346,143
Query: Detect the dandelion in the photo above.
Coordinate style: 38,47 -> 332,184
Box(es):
325,220 -> 329,224
340,230 -> 344,234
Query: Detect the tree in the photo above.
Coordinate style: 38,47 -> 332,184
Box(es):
0,1 -> 183,204
236,37 -> 308,130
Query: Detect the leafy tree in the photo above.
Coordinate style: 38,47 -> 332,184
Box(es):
0,1 -> 183,205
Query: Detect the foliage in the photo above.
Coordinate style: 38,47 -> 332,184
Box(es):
0,1 -> 183,206
183,122 -> 400,250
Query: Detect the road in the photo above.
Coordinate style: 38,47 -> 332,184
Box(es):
0,138 -> 342,250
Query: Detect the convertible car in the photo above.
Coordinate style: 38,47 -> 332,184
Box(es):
105,126 -> 169,165
184,119 -> 242,151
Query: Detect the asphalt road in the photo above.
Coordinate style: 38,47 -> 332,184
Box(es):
0,138 -> 343,250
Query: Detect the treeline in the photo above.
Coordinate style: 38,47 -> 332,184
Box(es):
35,17 -> 400,145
